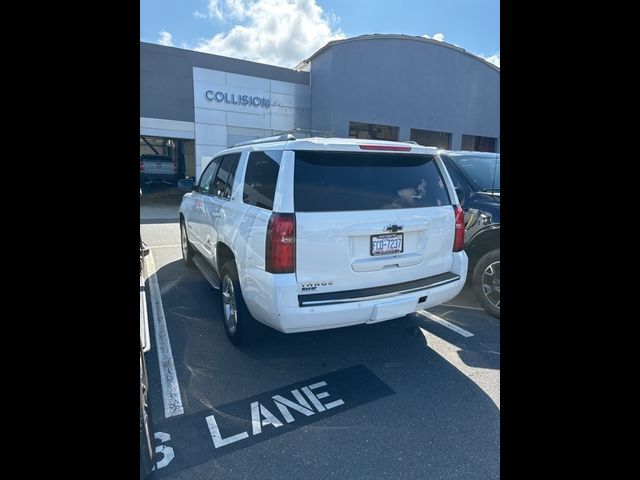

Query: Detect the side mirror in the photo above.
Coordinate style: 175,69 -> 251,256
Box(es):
178,178 -> 195,191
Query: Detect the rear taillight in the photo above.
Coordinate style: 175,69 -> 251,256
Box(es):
453,205 -> 465,252
266,213 -> 296,273
140,162 -> 144,172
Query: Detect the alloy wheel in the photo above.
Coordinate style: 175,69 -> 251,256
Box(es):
481,261 -> 500,310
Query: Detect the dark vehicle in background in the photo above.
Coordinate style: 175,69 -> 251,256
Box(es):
140,154 -> 178,188
439,151 -> 500,318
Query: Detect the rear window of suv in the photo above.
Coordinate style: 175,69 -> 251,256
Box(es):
293,151 -> 451,212
141,155 -> 173,163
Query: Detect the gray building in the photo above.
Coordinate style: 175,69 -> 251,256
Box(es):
140,35 -> 499,179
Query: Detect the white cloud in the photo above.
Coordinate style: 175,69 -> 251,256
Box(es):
207,0 -> 222,19
158,31 -> 174,46
226,0 -> 250,19
477,53 -> 500,68
422,33 -> 444,41
207,0 -> 247,20
194,0 -> 345,68
193,11 -> 208,19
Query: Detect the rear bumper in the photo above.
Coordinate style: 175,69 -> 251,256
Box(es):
297,272 -> 460,307
277,277 -> 466,333
141,173 -> 177,183
245,251 -> 468,334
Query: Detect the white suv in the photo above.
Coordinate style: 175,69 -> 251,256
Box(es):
179,135 -> 468,345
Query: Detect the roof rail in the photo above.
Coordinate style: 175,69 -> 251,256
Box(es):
231,132 -> 296,148
285,128 -> 333,138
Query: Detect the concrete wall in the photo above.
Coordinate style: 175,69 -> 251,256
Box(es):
140,42 -> 310,123
192,67 -> 310,177
309,37 -> 500,150
141,38 -> 500,180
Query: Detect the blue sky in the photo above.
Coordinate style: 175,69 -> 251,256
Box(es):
140,0 -> 499,68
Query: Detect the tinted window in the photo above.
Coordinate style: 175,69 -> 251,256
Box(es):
349,122 -> 399,141
243,151 -> 282,210
444,162 -> 464,189
461,135 -> 497,153
213,154 -> 240,199
450,154 -> 500,191
223,154 -> 240,198
442,160 -> 468,206
141,155 -> 173,163
410,128 -> 451,150
198,157 -> 221,195
294,151 -> 451,212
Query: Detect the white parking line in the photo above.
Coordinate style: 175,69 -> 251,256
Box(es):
441,303 -> 485,311
417,310 -> 475,337
145,251 -> 185,418
150,244 -> 181,249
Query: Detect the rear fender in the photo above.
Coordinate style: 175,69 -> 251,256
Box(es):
465,225 -> 500,267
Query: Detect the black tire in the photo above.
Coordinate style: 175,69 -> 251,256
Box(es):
220,260 -> 267,345
472,248 -> 500,319
180,219 -> 195,266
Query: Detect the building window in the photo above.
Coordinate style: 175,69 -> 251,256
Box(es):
349,122 -> 399,141
410,128 -> 451,150
461,135 -> 497,152
140,136 -> 171,156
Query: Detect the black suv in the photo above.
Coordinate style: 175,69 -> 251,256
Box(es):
439,151 -> 500,318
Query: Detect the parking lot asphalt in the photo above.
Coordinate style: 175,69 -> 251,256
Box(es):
141,198 -> 500,479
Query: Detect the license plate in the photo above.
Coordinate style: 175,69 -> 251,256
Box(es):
370,233 -> 404,256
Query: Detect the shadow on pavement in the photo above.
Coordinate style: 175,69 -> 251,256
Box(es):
144,258 -> 500,480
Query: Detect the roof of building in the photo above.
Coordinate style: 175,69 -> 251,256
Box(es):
140,41 -> 309,85
294,34 -> 500,73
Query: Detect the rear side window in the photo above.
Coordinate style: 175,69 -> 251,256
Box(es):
243,151 -> 282,210
294,151 -> 451,212
213,153 -> 240,199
